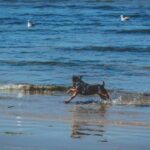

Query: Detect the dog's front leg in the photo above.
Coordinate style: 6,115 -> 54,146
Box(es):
66,88 -> 76,94
65,91 -> 78,104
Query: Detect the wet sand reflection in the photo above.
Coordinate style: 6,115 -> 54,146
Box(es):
71,102 -> 111,142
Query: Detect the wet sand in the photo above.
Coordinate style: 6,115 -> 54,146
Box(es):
0,92 -> 150,150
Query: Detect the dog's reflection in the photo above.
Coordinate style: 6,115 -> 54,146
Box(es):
71,103 -> 110,139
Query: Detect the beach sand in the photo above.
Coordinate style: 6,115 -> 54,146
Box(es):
0,92 -> 149,150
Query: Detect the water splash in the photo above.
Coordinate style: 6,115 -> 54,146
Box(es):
111,90 -> 150,106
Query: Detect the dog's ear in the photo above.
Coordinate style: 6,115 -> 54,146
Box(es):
72,75 -> 76,81
102,81 -> 105,87
72,75 -> 83,82
79,75 -> 83,79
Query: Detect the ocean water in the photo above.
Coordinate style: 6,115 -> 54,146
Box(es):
0,0 -> 150,94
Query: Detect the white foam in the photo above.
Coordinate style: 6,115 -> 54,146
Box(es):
17,92 -> 24,98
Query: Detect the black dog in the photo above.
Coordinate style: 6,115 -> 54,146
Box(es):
65,75 -> 110,103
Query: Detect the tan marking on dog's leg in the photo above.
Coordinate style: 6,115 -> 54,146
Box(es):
65,91 -> 78,104
66,88 -> 71,94
66,88 -> 77,94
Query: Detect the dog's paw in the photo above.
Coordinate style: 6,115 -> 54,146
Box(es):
64,100 -> 70,104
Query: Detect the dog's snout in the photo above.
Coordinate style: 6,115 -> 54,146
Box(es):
99,91 -> 110,100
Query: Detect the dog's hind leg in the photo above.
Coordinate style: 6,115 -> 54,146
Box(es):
65,91 -> 78,104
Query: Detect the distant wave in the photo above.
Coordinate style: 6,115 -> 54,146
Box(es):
34,4 -> 115,10
116,29 -> 150,34
0,60 -> 142,70
0,60 -> 81,67
60,46 -> 150,52
1,45 -> 149,52
0,84 -> 149,105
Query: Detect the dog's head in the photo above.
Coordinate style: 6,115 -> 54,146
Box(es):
72,75 -> 83,83
72,75 -> 83,87
99,81 -> 110,100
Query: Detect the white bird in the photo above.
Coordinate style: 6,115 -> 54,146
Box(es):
27,20 -> 34,28
120,15 -> 130,21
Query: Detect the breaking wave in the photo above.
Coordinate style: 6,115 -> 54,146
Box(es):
0,84 -> 67,94
0,84 -> 149,106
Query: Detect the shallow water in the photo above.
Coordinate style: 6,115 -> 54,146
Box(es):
0,92 -> 150,150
